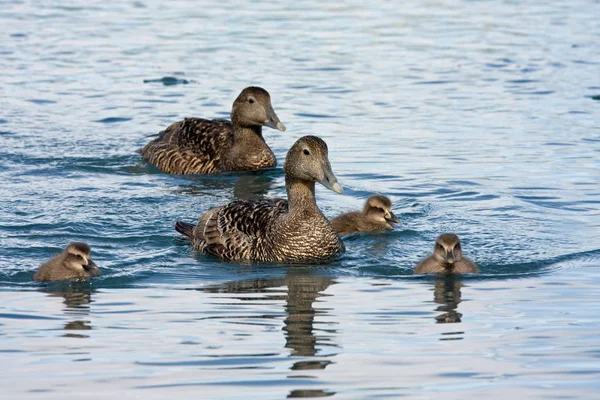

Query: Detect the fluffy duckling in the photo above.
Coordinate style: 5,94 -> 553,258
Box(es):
140,86 -> 286,174
34,242 -> 100,282
414,233 -> 479,274
175,135 -> 345,263
331,195 -> 399,235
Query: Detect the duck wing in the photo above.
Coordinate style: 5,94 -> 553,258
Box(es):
198,198 -> 288,260
141,118 -> 233,174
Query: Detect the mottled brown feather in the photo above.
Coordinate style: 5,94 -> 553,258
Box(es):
141,118 -> 233,174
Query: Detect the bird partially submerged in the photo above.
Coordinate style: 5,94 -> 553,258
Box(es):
414,233 -> 479,274
34,242 -> 101,282
175,135 -> 345,263
331,195 -> 399,235
140,86 -> 286,174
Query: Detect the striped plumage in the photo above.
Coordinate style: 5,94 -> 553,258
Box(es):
176,136 -> 345,263
331,195 -> 400,235
140,86 -> 286,174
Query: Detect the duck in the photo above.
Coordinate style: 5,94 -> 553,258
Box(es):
175,135 -> 345,263
34,242 -> 101,282
331,195 -> 399,235
140,86 -> 286,174
414,233 -> 479,274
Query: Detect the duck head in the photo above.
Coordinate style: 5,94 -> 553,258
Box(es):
364,195 -> 399,226
284,135 -> 343,194
433,233 -> 463,267
231,86 -> 286,131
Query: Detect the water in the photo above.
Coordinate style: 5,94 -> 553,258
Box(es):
1,0 -> 599,398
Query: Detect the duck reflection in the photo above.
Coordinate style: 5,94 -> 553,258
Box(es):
39,283 -> 94,338
432,275 -> 463,324
202,271 -> 336,370
174,170 -> 279,200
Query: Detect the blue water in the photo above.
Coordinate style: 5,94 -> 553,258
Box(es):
1,0 -> 600,398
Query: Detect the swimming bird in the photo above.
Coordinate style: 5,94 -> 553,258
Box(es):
331,195 -> 399,235
140,86 -> 286,174
34,242 -> 101,282
414,233 -> 479,274
175,135 -> 345,263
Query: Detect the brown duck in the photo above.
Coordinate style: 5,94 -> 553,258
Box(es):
175,136 -> 345,263
34,242 -> 100,282
331,195 -> 399,235
414,233 -> 479,274
140,86 -> 286,174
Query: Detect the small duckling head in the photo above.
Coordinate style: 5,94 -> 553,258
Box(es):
432,233 -> 463,266
231,86 -> 286,131
64,242 -> 100,277
364,195 -> 400,226
284,135 -> 343,194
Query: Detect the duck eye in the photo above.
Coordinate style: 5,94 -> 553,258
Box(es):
248,98 -> 255,104
303,149 -> 310,155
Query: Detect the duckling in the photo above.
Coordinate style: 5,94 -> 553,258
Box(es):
34,242 -> 100,282
414,233 -> 479,274
175,135 -> 345,262
140,86 -> 286,174
331,195 -> 399,235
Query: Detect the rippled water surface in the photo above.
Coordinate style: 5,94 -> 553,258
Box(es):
1,0 -> 599,398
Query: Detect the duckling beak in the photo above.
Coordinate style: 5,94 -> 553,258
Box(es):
320,164 -> 343,194
264,107 -> 286,131
84,260 -> 101,277
445,251 -> 455,265
385,211 -> 400,224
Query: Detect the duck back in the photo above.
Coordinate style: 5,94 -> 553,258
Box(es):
141,118 -> 233,174
331,211 -> 389,235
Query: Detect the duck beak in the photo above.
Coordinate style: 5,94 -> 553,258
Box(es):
385,211 -> 400,224
264,107 -> 286,131
319,162 -> 343,194
84,260 -> 101,277
445,251 -> 455,265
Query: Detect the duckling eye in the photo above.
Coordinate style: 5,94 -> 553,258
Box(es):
436,243 -> 444,250
455,243 -> 461,250
303,149 -> 310,155
76,254 -> 84,259
248,98 -> 255,104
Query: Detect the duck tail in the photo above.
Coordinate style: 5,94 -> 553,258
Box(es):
175,221 -> 195,239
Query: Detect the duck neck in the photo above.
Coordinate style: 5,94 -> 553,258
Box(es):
231,115 -> 265,142
285,177 -> 320,216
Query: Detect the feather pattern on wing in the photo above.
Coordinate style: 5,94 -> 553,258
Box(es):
141,118 -> 234,174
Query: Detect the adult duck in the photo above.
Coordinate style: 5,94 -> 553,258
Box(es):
175,136 -> 345,262
141,86 -> 285,174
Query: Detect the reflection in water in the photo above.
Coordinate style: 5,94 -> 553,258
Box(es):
40,284 -> 94,338
432,276 -> 463,324
202,271 -> 336,396
174,170 -> 279,201
233,173 -> 279,200
283,274 -> 333,357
